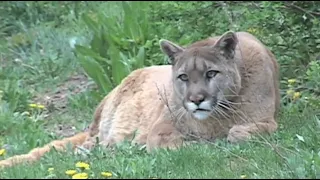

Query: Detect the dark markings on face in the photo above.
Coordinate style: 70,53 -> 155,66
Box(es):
172,45 -> 239,114
177,48 -> 219,84
175,48 -> 221,102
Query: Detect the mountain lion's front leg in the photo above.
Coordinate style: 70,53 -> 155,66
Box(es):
227,117 -> 278,143
146,118 -> 184,152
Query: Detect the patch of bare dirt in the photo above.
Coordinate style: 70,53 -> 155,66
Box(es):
33,72 -> 97,137
34,73 -> 97,112
53,124 -> 80,137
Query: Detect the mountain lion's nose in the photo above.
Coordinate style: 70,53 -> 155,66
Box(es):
189,94 -> 205,105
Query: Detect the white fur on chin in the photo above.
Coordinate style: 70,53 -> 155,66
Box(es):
193,110 -> 210,121
186,101 -> 212,121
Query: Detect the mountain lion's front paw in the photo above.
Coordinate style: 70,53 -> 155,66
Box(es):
146,121 -> 183,152
227,125 -> 251,143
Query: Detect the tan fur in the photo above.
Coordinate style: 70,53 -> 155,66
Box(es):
0,132 -> 88,168
0,31 -> 280,168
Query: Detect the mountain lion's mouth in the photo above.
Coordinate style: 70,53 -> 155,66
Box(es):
193,108 -> 210,113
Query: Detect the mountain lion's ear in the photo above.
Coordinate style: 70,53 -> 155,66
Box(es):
159,39 -> 184,64
213,31 -> 238,59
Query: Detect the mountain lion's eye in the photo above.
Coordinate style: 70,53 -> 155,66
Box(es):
178,74 -> 188,81
206,70 -> 219,78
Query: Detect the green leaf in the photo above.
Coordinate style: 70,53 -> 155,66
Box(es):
90,33 -> 102,56
122,1 -> 133,37
136,2 -> 149,43
75,45 -> 111,65
77,55 -> 113,94
135,46 -> 145,69
122,2 -> 140,41
109,34 -> 122,47
82,13 -> 100,34
109,45 -> 130,85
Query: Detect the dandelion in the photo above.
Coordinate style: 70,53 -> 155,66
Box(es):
293,92 -> 301,100
72,172 -> 88,179
48,167 -> 54,173
101,171 -> 112,177
247,28 -> 257,34
288,79 -> 296,84
0,149 -> 6,156
37,104 -> 45,109
286,89 -> 295,96
29,103 -> 45,109
75,162 -> 90,170
66,170 -> 77,176
29,104 -> 37,108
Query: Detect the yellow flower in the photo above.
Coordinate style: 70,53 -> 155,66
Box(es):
29,103 -> 37,108
286,89 -> 295,96
65,170 -> 77,176
0,149 -> 6,156
241,174 -> 247,179
288,79 -> 296,84
37,104 -> 45,109
293,92 -> 301,100
75,162 -> 90,170
28,103 -> 45,109
247,28 -> 257,34
101,171 -> 112,177
72,173 -> 88,179
48,167 -> 54,173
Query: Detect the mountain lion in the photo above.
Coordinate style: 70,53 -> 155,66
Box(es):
0,31 -> 280,168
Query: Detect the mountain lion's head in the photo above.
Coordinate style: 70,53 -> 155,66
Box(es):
160,31 -> 242,121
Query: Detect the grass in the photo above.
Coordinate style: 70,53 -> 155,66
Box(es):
1,1 -> 320,179
1,105 -> 320,179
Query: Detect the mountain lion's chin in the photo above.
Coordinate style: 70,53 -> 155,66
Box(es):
192,109 -> 211,121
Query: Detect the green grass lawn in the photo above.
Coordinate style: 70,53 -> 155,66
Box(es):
0,105 -> 319,179
0,1 -> 320,179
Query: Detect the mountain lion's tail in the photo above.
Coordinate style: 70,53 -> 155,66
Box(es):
0,131 -> 89,168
